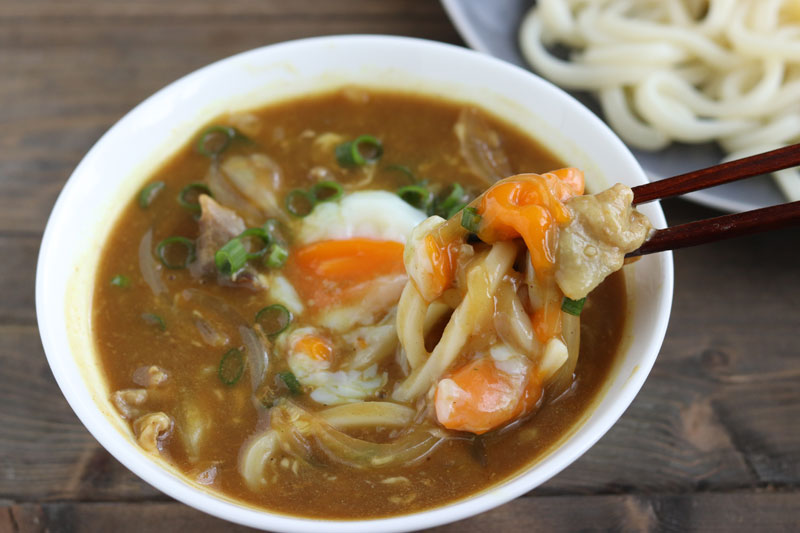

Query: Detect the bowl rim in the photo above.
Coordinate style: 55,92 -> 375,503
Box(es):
36,34 -> 673,533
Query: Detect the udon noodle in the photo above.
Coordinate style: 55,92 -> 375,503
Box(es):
239,168 -> 653,486
520,0 -> 800,200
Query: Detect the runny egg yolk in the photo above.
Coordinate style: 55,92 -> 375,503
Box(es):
293,334 -> 334,362
421,168 -> 585,299
293,239 -> 405,282
287,238 -> 406,309
477,169 -> 583,278
434,356 -> 542,435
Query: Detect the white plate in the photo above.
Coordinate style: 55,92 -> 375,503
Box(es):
441,0 -> 787,212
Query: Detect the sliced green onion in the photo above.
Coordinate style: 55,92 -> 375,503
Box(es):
218,348 -> 245,386
383,164 -> 416,183
255,304 -> 292,336
138,181 -> 165,209
335,135 -> 383,166
237,227 -> 271,259
178,183 -> 212,212
460,207 -> 482,234
278,371 -> 302,395
196,125 -> 236,157
110,274 -> 130,288
215,238 -> 248,276
264,243 -> 289,269
397,184 -> 432,210
262,218 -> 282,239
561,297 -> 587,316
310,181 -> 344,203
436,183 -> 469,219
141,312 -> 166,331
285,189 -> 315,217
156,236 -> 196,269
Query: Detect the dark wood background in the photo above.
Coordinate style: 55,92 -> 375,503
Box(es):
2,1 -> 798,531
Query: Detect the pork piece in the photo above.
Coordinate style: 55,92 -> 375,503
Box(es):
190,194 -> 246,278
111,389 -> 148,420
133,412 -> 172,455
190,195 -> 266,290
556,183 -> 652,299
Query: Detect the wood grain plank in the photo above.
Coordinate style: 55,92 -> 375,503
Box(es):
3,493 -> 800,533
0,236 -> 40,325
0,325 -> 160,501
0,0 -> 461,234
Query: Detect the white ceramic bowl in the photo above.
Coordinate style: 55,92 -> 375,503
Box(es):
36,35 -> 673,532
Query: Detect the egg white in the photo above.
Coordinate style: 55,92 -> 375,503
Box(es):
286,327 -> 387,405
298,190 -> 426,244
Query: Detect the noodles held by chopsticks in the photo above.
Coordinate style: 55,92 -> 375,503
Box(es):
519,0 -> 800,201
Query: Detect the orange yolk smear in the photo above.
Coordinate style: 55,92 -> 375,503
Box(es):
474,169 -> 585,342
434,357 -> 543,435
294,334 -> 334,362
476,172 -> 581,278
424,234 -> 457,299
286,238 -> 406,309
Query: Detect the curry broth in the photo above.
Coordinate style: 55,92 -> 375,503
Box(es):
93,89 -> 625,518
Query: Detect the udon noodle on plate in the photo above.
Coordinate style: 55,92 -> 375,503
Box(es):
519,0 -> 800,200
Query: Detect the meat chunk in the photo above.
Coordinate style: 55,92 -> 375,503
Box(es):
132,365 -> 169,388
111,388 -> 148,420
190,194 -> 246,278
556,183 -> 652,299
190,194 -> 266,290
133,412 -> 173,454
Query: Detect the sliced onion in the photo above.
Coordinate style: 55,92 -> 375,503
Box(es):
239,400 -> 443,488
240,325 -> 268,392
220,154 -> 289,223
276,400 -> 443,469
193,315 -> 228,347
454,107 -> 513,184
138,228 -> 167,297
206,164 -> 264,226
319,402 -> 415,429
548,311 -> 580,397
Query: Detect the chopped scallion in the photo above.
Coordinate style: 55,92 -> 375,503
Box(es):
285,189 -> 315,217
310,181 -> 344,203
460,207 -> 482,234
196,125 -> 236,157
138,181 -> 165,209
237,227 -> 271,259
262,218 -> 282,240
156,236 -> 196,269
335,135 -> 383,166
278,371 -> 302,395
255,304 -> 292,337
215,238 -> 248,276
436,183 -> 469,219
178,183 -> 212,212
561,297 -> 587,316
264,243 -> 289,269
218,348 -> 245,386
397,184 -> 432,211
141,312 -> 166,331
110,274 -> 130,288
383,164 -> 416,183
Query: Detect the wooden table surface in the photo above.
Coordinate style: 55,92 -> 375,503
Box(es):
2,1 -> 799,531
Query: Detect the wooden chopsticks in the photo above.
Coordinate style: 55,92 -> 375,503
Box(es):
626,143 -> 800,258
631,144 -> 800,205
